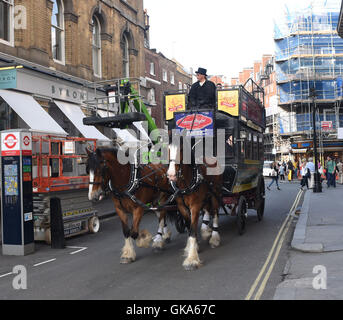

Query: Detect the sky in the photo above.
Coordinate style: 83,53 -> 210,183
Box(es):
143,0 -> 341,81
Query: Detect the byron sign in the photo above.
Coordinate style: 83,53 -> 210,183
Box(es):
0,68 -> 17,89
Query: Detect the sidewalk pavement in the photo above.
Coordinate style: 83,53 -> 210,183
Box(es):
274,183 -> 343,300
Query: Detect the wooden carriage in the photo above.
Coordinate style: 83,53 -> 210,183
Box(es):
164,79 -> 266,234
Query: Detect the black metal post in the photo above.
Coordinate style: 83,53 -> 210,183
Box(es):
309,88 -> 322,193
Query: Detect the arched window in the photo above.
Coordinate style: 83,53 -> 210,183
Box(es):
92,15 -> 102,77
51,0 -> 65,62
122,33 -> 129,78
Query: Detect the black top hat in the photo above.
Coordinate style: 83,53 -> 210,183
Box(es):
195,67 -> 207,76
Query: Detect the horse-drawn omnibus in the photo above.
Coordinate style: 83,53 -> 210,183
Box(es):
164,78 -> 266,235
83,77 -> 266,270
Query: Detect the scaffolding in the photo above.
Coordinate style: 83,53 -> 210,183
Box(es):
274,0 -> 343,137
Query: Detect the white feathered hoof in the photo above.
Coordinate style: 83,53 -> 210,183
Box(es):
182,237 -> 202,270
136,229 -> 152,248
183,259 -> 202,271
209,232 -> 221,248
152,234 -> 165,252
121,238 -> 136,263
120,257 -> 134,264
201,225 -> 212,241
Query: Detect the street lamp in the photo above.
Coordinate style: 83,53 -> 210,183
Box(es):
309,87 -> 322,193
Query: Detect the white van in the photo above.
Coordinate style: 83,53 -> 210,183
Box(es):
263,161 -> 274,177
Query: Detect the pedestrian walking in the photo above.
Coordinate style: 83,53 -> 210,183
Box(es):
267,162 -> 281,191
279,163 -> 285,181
326,156 -> 336,188
300,159 -> 310,190
287,160 -> 293,182
305,157 -> 315,188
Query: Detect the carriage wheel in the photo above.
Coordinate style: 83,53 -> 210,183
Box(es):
256,177 -> 265,222
175,211 -> 186,234
89,216 -> 100,234
237,197 -> 247,235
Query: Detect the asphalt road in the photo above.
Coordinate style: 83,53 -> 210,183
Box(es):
0,179 -> 301,300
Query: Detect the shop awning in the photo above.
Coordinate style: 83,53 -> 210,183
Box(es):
53,100 -> 109,141
0,89 -> 67,135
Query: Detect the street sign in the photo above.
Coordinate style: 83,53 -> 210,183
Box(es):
321,121 -> 333,131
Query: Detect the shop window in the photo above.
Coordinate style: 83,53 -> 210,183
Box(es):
51,0 -> 65,63
0,0 -> 14,45
0,98 -> 28,130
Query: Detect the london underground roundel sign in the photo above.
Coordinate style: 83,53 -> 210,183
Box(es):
4,134 -> 18,149
23,135 -> 30,146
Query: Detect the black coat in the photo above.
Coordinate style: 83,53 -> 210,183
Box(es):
188,80 -> 216,109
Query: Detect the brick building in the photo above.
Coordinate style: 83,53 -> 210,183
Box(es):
0,0 -> 146,139
142,10 -> 192,129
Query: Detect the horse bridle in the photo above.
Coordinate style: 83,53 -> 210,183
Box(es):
88,158 -> 111,197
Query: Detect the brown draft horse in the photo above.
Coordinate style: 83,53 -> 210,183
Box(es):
86,146 -> 175,264
167,137 -> 224,270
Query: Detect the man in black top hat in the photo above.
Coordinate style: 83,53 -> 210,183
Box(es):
188,67 -> 216,109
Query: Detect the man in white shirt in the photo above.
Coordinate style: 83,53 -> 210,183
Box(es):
305,157 -> 315,188
305,157 -> 315,173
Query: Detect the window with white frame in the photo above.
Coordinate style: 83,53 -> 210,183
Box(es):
150,62 -> 155,75
51,0 -> 65,63
148,88 -> 156,105
170,72 -> 175,85
92,15 -> 102,77
0,0 -> 14,45
122,33 -> 129,78
162,69 -> 168,82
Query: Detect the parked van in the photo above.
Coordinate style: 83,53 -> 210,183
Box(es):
263,161 -> 274,177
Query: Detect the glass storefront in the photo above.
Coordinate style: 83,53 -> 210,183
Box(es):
0,97 -> 29,131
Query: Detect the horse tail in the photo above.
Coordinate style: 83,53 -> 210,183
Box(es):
165,208 -> 178,224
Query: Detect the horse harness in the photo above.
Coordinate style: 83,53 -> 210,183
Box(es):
91,159 -> 179,212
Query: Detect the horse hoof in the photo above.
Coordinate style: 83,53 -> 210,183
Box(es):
183,264 -> 199,271
120,257 -> 134,264
164,237 -> 171,244
153,247 -> 163,253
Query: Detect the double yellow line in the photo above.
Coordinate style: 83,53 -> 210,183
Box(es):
245,189 -> 304,300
